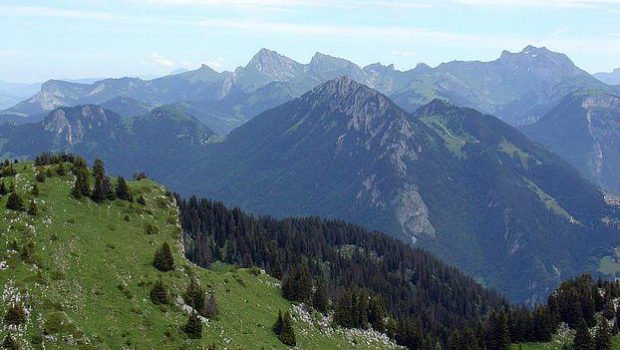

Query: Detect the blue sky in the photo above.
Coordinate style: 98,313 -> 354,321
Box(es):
1,0 -> 619,82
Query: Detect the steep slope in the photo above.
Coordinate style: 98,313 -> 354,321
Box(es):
0,105 -> 215,179
170,77 -> 618,303
0,158 -> 402,349
522,91 -> 620,194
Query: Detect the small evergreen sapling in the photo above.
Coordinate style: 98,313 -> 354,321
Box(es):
153,242 -> 174,272
6,192 -> 25,211
183,312 -> 202,339
149,280 -> 170,305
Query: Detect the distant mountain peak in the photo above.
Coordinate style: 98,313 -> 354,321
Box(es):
521,45 -> 550,55
246,48 -> 299,71
309,76 -> 372,98
310,52 -> 355,66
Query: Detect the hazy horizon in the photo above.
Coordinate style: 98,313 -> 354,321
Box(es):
2,0 -> 620,83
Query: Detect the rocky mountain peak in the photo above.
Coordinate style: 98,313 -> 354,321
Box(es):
43,105 -> 120,146
304,76 -> 390,109
246,48 -> 301,74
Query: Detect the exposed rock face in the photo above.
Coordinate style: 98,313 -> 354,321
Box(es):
43,105 -> 119,147
523,92 -> 620,194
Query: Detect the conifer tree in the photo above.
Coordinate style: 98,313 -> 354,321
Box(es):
615,307 -> 620,335
312,278 -> 329,314
487,310 -> 510,350
278,311 -> 296,346
153,242 -> 174,272
71,158 -> 90,199
574,318 -> 595,350
6,192 -> 24,211
115,176 -> 132,201
0,181 -> 7,196
595,318 -> 612,350
273,310 -> 283,335
91,159 -> 107,202
149,280 -> 170,305
103,176 -> 116,200
183,312 -> 203,339
184,278 -> 206,314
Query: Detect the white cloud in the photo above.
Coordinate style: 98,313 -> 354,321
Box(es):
391,50 -> 417,57
148,53 -> 176,67
204,57 -> 225,69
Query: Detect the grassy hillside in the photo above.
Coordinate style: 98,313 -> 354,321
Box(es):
0,160 -> 401,349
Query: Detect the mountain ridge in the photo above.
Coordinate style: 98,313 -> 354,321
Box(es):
3,46 -> 616,133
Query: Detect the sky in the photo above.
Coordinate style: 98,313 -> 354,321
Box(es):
1,0 -> 620,83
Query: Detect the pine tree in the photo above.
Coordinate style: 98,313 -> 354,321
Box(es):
149,280 -> 170,305
71,159 -> 90,199
574,318 -> 595,350
91,159 -> 107,202
487,310 -> 510,350
312,278 -> 329,314
184,278 -> 205,314
278,311 -> 296,346
0,181 -> 7,196
273,310 -> 284,335
5,192 -> 24,211
183,312 -> 202,339
615,307 -> 620,335
595,318 -> 612,350
153,242 -> 174,272
115,176 -> 132,201
103,176 -> 116,200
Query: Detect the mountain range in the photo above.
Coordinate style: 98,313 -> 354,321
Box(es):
165,77 -> 619,303
2,46 -> 617,134
2,48 -> 620,304
0,104 -> 215,179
